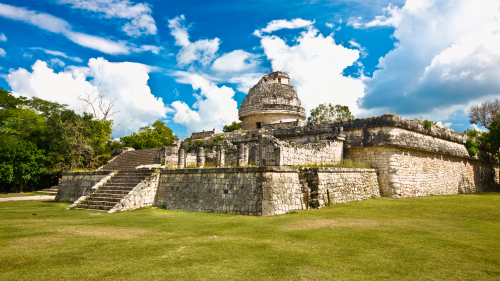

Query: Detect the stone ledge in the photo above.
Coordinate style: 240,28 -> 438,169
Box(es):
302,167 -> 377,173
160,166 -> 300,174
62,171 -> 113,176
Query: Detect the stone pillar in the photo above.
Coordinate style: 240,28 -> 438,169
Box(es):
244,144 -> 249,165
196,147 -> 205,168
216,144 -> 225,167
237,144 -> 245,167
178,148 -> 185,168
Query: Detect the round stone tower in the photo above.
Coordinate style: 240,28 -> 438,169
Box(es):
238,71 -> 306,130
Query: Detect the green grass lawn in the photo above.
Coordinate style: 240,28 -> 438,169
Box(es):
1,193 -> 500,280
0,192 -> 53,198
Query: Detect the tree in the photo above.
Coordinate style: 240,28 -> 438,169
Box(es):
468,98 -> 500,128
223,121 -> 242,132
307,103 -> 354,123
120,120 -> 177,150
79,88 -> 119,122
0,136 -> 45,192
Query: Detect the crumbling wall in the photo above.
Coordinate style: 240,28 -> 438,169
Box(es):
300,168 -> 380,207
346,147 -> 499,198
56,171 -> 112,202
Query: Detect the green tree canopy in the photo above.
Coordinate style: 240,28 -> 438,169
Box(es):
307,104 -> 354,123
120,120 -> 177,150
223,121 -> 242,132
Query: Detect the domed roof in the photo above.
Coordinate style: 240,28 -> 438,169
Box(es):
240,71 -> 302,108
238,71 -> 306,121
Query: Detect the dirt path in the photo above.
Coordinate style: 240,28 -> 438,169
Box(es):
0,195 -> 55,202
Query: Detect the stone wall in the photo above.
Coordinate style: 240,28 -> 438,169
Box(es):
108,171 -> 160,213
301,168 -> 380,207
192,129 -> 217,140
346,146 -> 499,198
55,171 -> 112,202
155,167 -> 303,216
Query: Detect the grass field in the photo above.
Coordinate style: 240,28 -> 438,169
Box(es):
0,192 -> 53,198
1,193 -> 500,280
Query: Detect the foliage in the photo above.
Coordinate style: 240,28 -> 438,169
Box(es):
0,87 -> 114,192
194,140 -> 204,147
223,121 -> 242,132
463,129 -> 481,157
307,103 -> 354,123
468,98 -> 500,128
120,120 -> 177,150
481,119 -> 500,156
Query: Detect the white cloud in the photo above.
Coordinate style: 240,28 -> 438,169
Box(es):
325,23 -> 335,29
348,39 -> 367,58
347,17 -> 363,28
133,45 -> 163,54
0,33 -> 7,42
0,3 -> 157,55
360,0 -> 500,119
253,18 -> 315,37
57,0 -> 157,36
0,48 -> 5,57
169,71 -> 239,133
31,47 -> 82,62
168,15 -> 190,47
168,15 -> 220,66
228,73 -> 265,93
7,58 -> 169,137
259,25 -> 365,115
49,58 -> 65,67
211,50 -> 259,73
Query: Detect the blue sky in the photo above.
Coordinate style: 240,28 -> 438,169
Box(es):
0,0 -> 499,138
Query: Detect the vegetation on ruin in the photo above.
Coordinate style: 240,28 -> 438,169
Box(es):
223,121 -> 242,132
295,159 -> 372,169
1,193 -> 500,280
307,103 -> 354,123
413,116 -> 443,130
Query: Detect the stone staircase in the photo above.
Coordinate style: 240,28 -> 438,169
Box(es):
77,170 -> 155,211
99,148 -> 160,171
36,186 -> 59,194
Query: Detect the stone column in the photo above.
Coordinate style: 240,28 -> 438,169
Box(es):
244,144 -> 249,165
216,144 -> 225,167
237,144 -> 245,167
196,147 -> 205,168
178,148 -> 185,168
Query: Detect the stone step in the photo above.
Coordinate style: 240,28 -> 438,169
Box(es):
82,198 -> 121,205
93,190 -> 131,195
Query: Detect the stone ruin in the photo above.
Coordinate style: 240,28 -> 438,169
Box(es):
57,71 -> 500,215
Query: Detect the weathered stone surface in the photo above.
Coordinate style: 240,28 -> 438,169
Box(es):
239,71 -> 306,130
56,171 -> 112,202
346,146 -> 500,198
108,171 -> 160,213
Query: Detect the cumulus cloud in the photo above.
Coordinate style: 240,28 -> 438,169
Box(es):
169,71 -> 239,133
0,33 -> 6,42
7,58 -> 169,137
167,15 -> 220,66
211,50 -> 260,73
0,48 -> 5,57
168,15 -> 220,66
258,25 -> 365,115
325,23 -> 335,29
57,0 -> 157,37
228,73 -> 265,93
360,0 -> 500,120
253,18 -> 315,37
31,47 -> 83,62
0,3 -> 159,55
